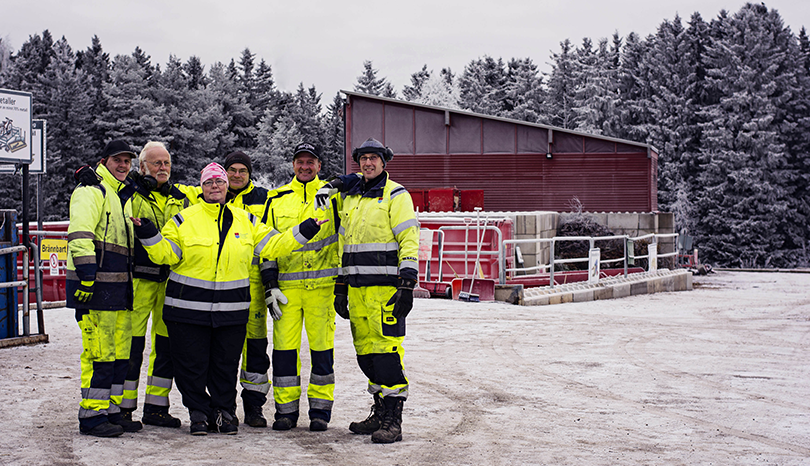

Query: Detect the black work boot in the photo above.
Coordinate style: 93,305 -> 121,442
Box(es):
244,403 -> 267,427
142,404 -> 182,428
80,420 -> 124,437
349,395 -> 384,435
209,409 -> 238,435
109,410 -> 143,432
272,416 -> 297,431
190,410 -> 208,436
371,397 -> 403,444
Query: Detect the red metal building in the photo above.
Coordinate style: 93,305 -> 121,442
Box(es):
342,91 -> 658,212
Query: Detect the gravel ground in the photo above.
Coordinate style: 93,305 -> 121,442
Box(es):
0,270 -> 808,465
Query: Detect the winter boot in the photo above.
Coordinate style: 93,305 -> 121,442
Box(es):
80,420 -> 124,437
209,409 -> 238,435
243,403 -> 267,428
272,416 -> 297,431
142,404 -> 181,428
190,410 -> 208,436
109,410 -> 143,432
349,394 -> 385,435
309,418 -> 328,431
371,397 -> 403,444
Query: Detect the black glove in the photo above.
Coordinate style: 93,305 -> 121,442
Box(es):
297,218 -> 322,241
314,178 -> 343,211
386,278 -> 416,320
74,279 -> 95,303
334,281 -> 349,319
74,165 -> 101,186
132,217 -> 156,239
127,170 -> 158,192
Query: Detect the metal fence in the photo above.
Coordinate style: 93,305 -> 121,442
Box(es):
501,232 -> 679,286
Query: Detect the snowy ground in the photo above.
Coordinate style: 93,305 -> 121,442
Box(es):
1,271 -> 809,465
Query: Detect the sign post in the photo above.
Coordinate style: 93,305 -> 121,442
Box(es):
0,89 -> 32,164
588,248 -> 601,284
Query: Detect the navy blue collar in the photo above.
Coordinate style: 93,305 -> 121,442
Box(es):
347,172 -> 387,198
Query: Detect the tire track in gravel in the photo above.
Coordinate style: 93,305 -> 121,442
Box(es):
615,331 -> 810,413
488,326 -> 810,457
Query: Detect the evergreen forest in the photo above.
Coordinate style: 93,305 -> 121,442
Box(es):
0,3 -> 808,268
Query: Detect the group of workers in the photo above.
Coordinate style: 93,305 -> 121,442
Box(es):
66,137 -> 419,445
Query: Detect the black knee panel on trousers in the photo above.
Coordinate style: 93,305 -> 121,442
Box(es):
126,336 -> 146,380
272,349 -> 297,376
245,338 -> 270,374
357,353 -> 407,388
311,349 -> 334,376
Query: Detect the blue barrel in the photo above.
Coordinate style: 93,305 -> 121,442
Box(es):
0,209 -> 19,339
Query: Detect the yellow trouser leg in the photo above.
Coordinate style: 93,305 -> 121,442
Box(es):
241,280 -> 270,407
78,309 -> 132,421
145,282 -> 172,407
348,286 -> 409,399
273,287 -> 336,419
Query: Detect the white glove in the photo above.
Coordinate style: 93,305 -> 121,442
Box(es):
314,179 -> 342,211
264,288 -> 288,321
314,186 -> 337,211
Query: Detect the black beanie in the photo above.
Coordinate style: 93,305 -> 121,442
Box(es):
224,151 -> 252,175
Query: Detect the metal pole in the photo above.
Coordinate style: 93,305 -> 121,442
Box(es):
30,240 -> 44,334
549,238 -> 555,286
624,237 -> 628,277
21,165 -> 30,337
22,248 -> 29,337
36,174 -> 43,231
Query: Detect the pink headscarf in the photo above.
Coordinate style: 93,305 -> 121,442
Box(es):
200,162 -> 228,187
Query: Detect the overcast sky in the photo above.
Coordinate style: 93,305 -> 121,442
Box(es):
4,1 -> 809,101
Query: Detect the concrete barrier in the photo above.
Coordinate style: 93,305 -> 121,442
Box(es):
521,269 -> 692,306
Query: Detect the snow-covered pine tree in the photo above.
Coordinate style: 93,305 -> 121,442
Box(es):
457,56 -> 507,115
694,3 -> 796,267
355,60 -> 396,98
38,37 -> 93,220
75,35 -> 111,151
544,39 -> 579,129
402,64 -> 430,102
97,53 -> 163,147
320,92 -> 346,179
503,57 -> 545,123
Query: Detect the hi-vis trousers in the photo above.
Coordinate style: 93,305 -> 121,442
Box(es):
76,309 -> 132,427
272,286 -> 336,422
122,278 -> 174,411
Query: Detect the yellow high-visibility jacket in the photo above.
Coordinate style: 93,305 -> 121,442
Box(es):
131,185 -> 191,282
67,163 -> 135,310
228,181 -> 270,283
136,201 -> 318,327
337,172 -> 419,288
259,176 -> 340,290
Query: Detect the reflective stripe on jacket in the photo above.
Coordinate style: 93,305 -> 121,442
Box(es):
66,163 -> 135,310
338,172 -> 419,288
138,201 -> 311,327
262,176 -> 340,290
229,181 -> 269,283
131,185 -> 190,281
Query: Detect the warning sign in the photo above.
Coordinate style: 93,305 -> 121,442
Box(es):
40,238 -> 67,260
49,253 -> 59,276
418,230 -> 433,261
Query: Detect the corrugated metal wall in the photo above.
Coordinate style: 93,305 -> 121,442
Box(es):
345,93 -> 657,213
